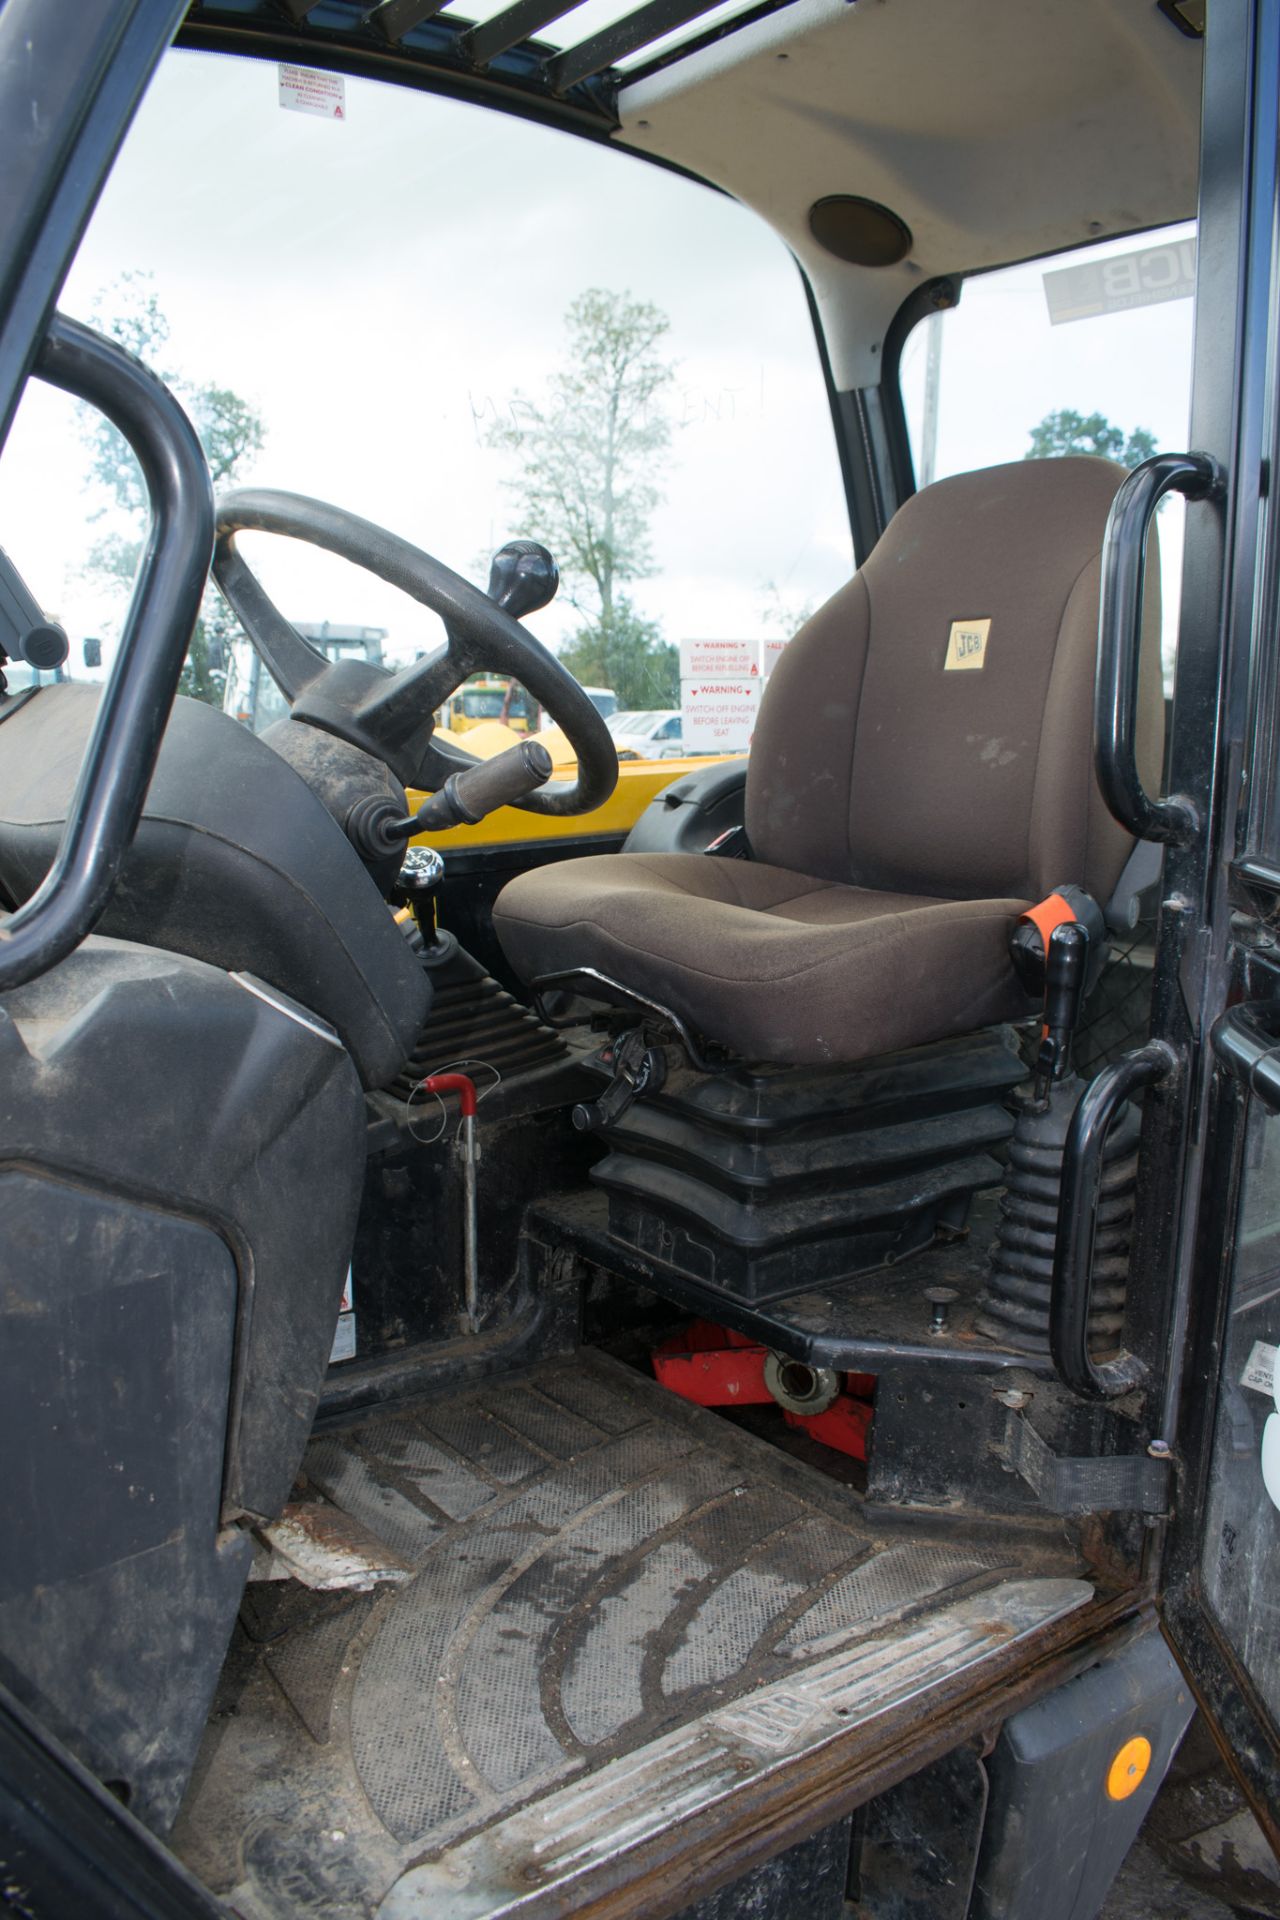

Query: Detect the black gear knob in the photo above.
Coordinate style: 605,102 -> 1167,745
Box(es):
486,540 -> 559,621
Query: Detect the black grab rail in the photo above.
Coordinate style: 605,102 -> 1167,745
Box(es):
1050,1039 -> 1179,1399
1095,450 -> 1221,847
0,313 -> 213,991
1212,1000 -> 1280,1113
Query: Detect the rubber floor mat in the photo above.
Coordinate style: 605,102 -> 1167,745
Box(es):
172,1350 -> 1086,1919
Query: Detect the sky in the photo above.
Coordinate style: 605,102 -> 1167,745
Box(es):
0,49 -> 852,681
0,46 -> 1195,689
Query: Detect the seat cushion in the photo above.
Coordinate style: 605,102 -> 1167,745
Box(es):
495,852 -> 1033,1065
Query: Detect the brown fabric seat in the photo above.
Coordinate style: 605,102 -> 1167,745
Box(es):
495,458 -> 1163,1065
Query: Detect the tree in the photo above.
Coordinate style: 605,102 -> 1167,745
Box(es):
1026,409 -> 1157,469
485,288 -> 678,709
79,272 -> 264,704
759,578 -> 817,642
558,600 -> 678,709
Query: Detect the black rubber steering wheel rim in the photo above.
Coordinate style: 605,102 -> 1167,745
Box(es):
212,488 -> 618,815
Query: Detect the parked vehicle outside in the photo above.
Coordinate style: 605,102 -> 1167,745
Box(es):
225,623 -> 387,734
607,707 -> 685,756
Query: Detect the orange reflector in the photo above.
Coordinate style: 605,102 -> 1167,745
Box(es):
1106,1735 -> 1152,1800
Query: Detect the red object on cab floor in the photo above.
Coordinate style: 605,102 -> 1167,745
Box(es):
652,1319 -> 874,1459
783,1395 -> 873,1461
652,1319 -> 772,1406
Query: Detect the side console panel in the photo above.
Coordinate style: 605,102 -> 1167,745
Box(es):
0,685 -> 430,1088
0,932 -> 367,1827
0,1170 -> 249,1831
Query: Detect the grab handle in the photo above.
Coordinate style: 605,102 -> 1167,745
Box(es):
1212,1000 -> 1280,1112
1050,1040 -> 1178,1399
1095,451 -> 1220,846
0,314 -> 213,990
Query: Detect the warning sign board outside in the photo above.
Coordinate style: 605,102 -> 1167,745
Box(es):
679,637 -> 760,680
761,637 -> 789,678
682,678 -> 760,754
279,64 -> 347,120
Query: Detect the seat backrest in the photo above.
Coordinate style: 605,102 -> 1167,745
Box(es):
746,457 -> 1163,905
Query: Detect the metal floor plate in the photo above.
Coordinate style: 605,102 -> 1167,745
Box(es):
172,1351 -> 1089,1919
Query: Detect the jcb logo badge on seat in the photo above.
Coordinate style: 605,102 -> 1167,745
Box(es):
945,617 -> 991,671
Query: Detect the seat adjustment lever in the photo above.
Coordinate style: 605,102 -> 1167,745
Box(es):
572,1028 -> 666,1133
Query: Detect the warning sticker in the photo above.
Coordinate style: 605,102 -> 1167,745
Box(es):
679,637 -> 759,679
1240,1339 -> 1278,1400
279,64 -> 347,121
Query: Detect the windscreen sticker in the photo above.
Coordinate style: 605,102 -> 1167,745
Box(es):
1240,1339 -> 1278,1400
279,64 -> 347,121
1043,238 -> 1196,325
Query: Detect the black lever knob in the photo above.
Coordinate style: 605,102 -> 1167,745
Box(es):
17,622 -> 68,671
374,738 -> 555,846
1043,920 -> 1089,1041
486,540 -> 559,621
1034,920 -> 1091,1096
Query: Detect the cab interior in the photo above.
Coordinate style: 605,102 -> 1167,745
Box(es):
0,1 -> 1224,1914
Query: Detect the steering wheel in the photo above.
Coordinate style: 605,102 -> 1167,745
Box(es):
212,489 -> 618,815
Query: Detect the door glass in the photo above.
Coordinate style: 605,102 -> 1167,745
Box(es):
1240,288 -> 1280,871
899,226 -> 1196,695
1200,1100 -> 1280,1730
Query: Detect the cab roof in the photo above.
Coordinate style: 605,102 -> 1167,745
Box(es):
617,0 -> 1203,386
